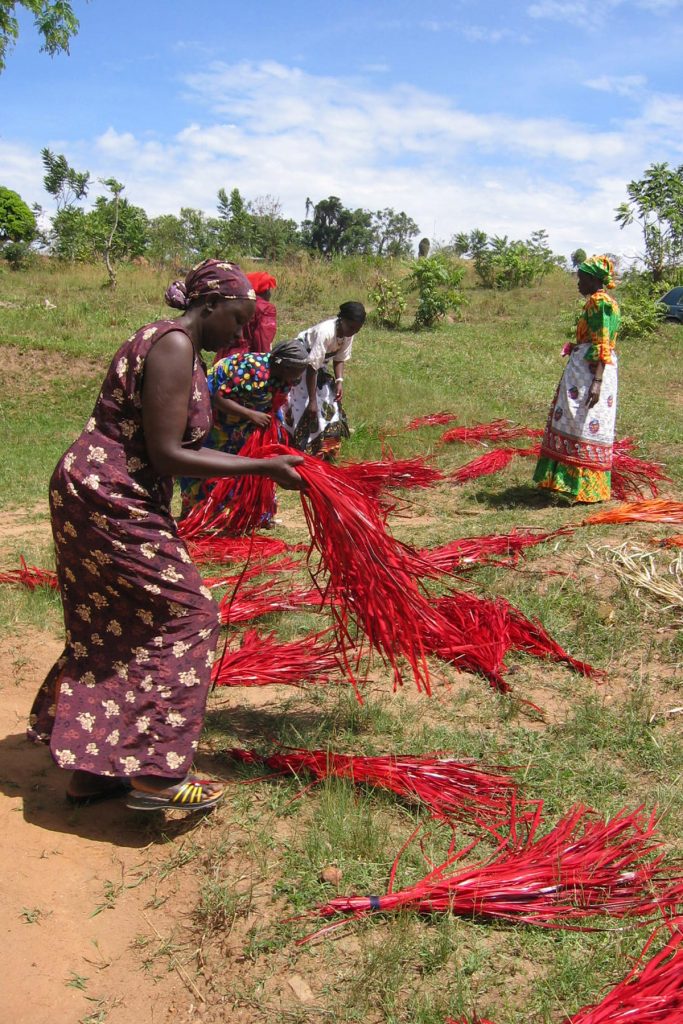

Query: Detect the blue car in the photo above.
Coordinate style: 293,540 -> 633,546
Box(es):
659,286 -> 683,322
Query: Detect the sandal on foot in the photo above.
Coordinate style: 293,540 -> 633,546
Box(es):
66,781 -> 131,807
126,777 -> 224,812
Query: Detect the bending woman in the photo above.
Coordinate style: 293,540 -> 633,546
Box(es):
533,255 -> 620,503
179,339 -> 309,518
284,300 -> 366,459
28,259 -> 304,811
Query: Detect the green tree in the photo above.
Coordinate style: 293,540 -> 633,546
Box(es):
146,214 -> 189,268
217,187 -> 252,253
0,185 -> 35,243
615,162 -> 683,282
86,180 -> 148,288
0,0 -> 80,72
454,228 -> 560,289
571,247 -> 587,268
302,196 -> 375,256
248,194 -> 300,260
42,147 -> 89,211
373,208 -> 419,257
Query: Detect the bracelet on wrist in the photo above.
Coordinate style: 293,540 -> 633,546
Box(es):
335,377 -> 344,383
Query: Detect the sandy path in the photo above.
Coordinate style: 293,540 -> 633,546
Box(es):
0,630 -> 201,1024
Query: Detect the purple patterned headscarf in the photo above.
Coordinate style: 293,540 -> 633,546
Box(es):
164,258 -> 256,309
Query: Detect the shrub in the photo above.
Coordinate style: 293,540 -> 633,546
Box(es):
407,255 -> 465,329
3,240 -> 36,270
454,229 -> 562,289
369,275 -> 407,329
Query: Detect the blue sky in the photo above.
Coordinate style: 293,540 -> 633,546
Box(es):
2,0 -> 683,258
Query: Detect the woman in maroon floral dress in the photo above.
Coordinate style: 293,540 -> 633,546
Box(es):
28,259 -> 304,811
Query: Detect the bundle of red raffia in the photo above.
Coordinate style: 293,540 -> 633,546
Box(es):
450,447 -> 526,483
441,420 -> 542,445
0,557 -> 58,590
228,747 -> 526,829
218,581 -> 332,625
429,591 -> 599,687
567,924 -> 683,1023
418,527 -> 571,574
186,534 -> 299,566
337,455 -> 446,499
300,804 -> 683,942
211,629 -> 342,688
201,554 -> 302,589
178,394 -> 293,540
259,442 -> 438,692
406,411 -> 459,430
610,438 -> 671,501
584,501 -> 683,526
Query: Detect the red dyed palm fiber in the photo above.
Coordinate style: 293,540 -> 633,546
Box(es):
228,747 -> 524,829
202,554 -> 302,589
584,501 -> 683,527
610,438 -> 671,502
429,590 -> 598,685
441,420 -> 542,445
568,925 -> 683,1023
337,455 -> 446,499
211,629 -> 342,688
406,411 -> 459,430
178,396 -> 293,540
186,534 -> 299,566
418,527 -> 571,574
256,443 -> 438,693
0,557 -> 58,591
218,581 -> 331,625
450,447 -> 521,483
301,805 -> 683,941
445,1018 -> 495,1024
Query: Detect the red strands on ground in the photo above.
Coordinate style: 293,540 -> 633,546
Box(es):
568,925 -> 683,1023
660,534 -> 683,548
610,439 -> 671,502
449,448 -> 520,484
406,411 -> 459,430
218,581 -> 331,625
0,557 -> 58,591
422,594 -> 512,692
186,534 -> 300,566
504,602 -> 601,678
201,554 -> 302,589
441,420 -> 542,445
228,747 -> 526,829
301,805 -> 683,941
211,629 -> 343,688
418,528 -> 571,574
584,500 -> 683,526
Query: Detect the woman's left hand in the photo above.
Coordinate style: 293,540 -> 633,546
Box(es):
335,381 -> 343,402
586,379 -> 602,408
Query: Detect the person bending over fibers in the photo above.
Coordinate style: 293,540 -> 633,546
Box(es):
28,258 -> 304,811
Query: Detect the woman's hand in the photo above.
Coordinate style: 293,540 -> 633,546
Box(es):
248,410 -> 272,429
586,379 -> 602,408
306,399 -> 319,422
335,381 -> 343,402
265,454 -> 306,490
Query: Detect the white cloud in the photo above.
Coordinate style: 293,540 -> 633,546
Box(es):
584,74 -> 647,96
3,60 -> 675,258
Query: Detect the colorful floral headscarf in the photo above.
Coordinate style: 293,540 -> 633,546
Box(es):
165,259 -> 256,309
578,255 -> 616,289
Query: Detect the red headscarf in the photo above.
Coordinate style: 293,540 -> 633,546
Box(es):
246,271 -> 277,295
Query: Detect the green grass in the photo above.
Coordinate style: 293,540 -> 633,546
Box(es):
1,258 -> 682,1023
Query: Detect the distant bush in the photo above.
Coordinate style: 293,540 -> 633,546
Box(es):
3,240 -> 36,270
617,270 -> 667,340
452,228 -> 563,289
571,248 -> 587,268
407,255 -> 465,329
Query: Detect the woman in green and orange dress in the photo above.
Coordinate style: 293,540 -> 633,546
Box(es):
533,255 -> 620,503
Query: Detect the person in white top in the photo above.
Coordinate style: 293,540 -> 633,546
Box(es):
284,301 -> 366,458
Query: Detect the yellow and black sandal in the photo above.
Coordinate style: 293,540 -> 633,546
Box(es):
126,776 -> 224,812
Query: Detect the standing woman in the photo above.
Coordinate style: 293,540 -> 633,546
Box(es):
533,255 -> 620,503
179,339 -> 309,518
284,301 -> 366,459
28,259 -> 304,810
